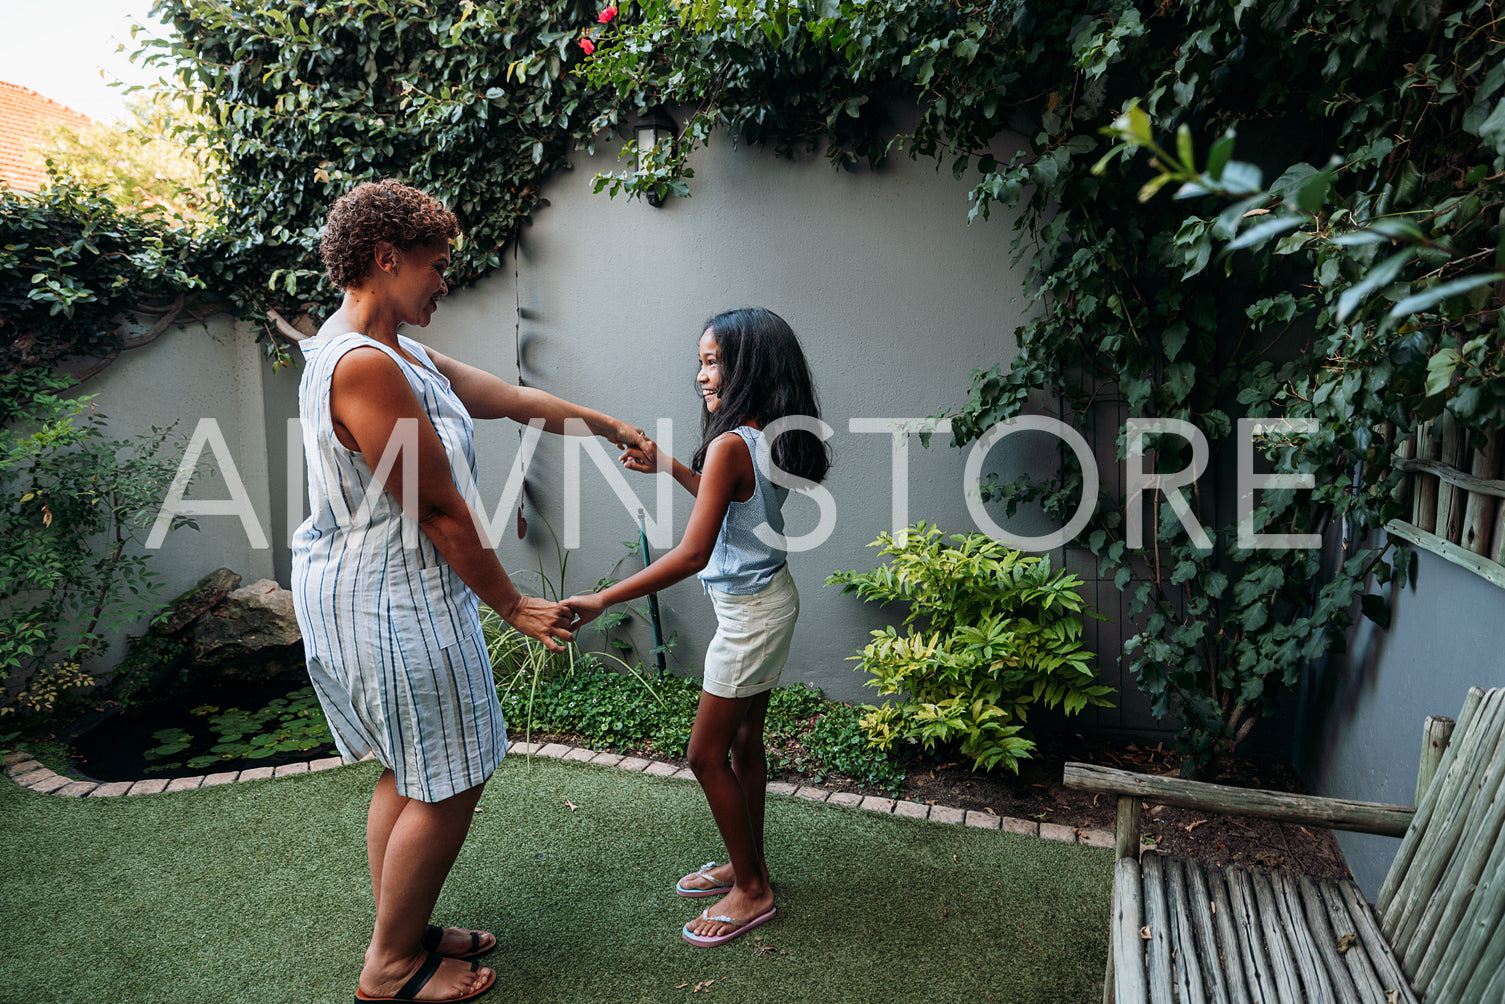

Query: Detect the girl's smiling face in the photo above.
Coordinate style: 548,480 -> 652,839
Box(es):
696,327 -> 722,413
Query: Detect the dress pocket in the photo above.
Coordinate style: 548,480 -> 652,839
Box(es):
385,564 -> 463,652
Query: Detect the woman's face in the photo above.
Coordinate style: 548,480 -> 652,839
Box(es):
392,240 -> 450,327
696,328 -> 722,414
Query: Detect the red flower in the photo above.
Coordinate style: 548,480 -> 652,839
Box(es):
598,6 -> 618,23
579,36 -> 596,55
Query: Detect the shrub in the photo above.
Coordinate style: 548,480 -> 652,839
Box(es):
828,523 -> 1114,773
0,371 -> 194,724
1,660 -> 93,721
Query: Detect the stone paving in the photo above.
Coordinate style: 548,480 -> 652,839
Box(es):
2,743 -> 1115,850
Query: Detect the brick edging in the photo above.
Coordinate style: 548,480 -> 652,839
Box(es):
2,748 -> 344,798
1,744 -> 1114,849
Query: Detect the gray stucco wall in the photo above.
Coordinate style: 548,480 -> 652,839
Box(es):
1295,543 -> 1505,898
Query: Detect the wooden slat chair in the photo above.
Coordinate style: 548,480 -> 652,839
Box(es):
1064,686 -> 1505,1003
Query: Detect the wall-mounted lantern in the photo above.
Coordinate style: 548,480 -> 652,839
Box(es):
634,107 -> 677,207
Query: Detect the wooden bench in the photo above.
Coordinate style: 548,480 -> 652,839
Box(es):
1064,686 -> 1505,1003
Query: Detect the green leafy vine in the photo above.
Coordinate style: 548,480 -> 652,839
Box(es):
581,0 -> 1505,768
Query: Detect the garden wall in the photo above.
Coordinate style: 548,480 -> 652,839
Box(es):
1295,545 -> 1505,898
87,125 -> 1173,727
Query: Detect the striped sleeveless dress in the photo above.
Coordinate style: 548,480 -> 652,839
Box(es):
290,331 -> 506,803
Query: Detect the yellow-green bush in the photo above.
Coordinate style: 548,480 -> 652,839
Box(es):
829,524 -> 1113,772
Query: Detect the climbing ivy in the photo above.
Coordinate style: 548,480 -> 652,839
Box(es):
142,0 -> 633,358
582,0 -> 1504,768
0,183 -> 208,392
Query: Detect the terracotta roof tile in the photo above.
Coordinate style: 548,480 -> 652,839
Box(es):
0,80 -> 93,193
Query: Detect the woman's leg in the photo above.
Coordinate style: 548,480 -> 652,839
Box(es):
367,769 -> 495,959
358,776 -> 494,1000
684,690 -> 775,938
367,768 -> 405,911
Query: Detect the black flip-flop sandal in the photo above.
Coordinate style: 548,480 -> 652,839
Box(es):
354,952 -> 495,1002
421,924 -> 494,960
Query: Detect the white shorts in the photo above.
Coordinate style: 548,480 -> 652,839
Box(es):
702,565 -> 800,700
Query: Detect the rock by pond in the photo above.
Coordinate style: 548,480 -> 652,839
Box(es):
70,568 -> 329,781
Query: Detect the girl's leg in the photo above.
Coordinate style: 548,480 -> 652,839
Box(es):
680,691 -> 773,893
358,776 -> 495,1001
684,690 -> 775,938
728,691 -> 772,884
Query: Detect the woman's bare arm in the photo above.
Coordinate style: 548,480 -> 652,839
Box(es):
423,344 -> 644,448
330,347 -> 574,650
620,436 -> 701,497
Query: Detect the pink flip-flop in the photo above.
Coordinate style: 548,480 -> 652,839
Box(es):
681,905 -> 777,947
675,861 -> 735,898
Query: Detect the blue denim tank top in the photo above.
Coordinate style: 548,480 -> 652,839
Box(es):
697,426 -> 789,594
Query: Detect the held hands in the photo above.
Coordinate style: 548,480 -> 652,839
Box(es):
619,436 -> 662,474
502,595 -> 576,653
562,592 -> 607,630
612,421 -> 648,452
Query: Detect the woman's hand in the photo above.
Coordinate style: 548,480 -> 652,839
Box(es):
620,436 -> 661,474
612,420 -> 648,452
562,592 -> 607,629
501,595 -> 576,653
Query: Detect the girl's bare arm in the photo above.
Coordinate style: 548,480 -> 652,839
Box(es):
565,432 -> 752,624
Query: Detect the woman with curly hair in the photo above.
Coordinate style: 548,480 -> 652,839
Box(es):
292,179 -> 644,1003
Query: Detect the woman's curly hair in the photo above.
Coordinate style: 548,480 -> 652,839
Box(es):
320,179 -> 460,290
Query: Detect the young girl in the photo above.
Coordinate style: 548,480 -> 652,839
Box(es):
564,307 -> 830,948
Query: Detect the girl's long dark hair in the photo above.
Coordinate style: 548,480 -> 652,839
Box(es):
691,307 -> 831,486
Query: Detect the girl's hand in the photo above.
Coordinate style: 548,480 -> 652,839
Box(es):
620,436 -> 661,474
562,592 -> 607,629
502,595 -> 575,653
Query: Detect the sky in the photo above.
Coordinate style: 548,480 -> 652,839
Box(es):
1,0 -> 173,122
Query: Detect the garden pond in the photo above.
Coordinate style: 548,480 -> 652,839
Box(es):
70,672 -> 337,781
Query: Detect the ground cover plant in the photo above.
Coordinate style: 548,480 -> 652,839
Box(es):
495,649 -> 908,792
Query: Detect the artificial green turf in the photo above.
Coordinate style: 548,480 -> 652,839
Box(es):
0,757 -> 1111,1004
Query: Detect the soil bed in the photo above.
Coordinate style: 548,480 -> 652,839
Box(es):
529,727 -> 1353,883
